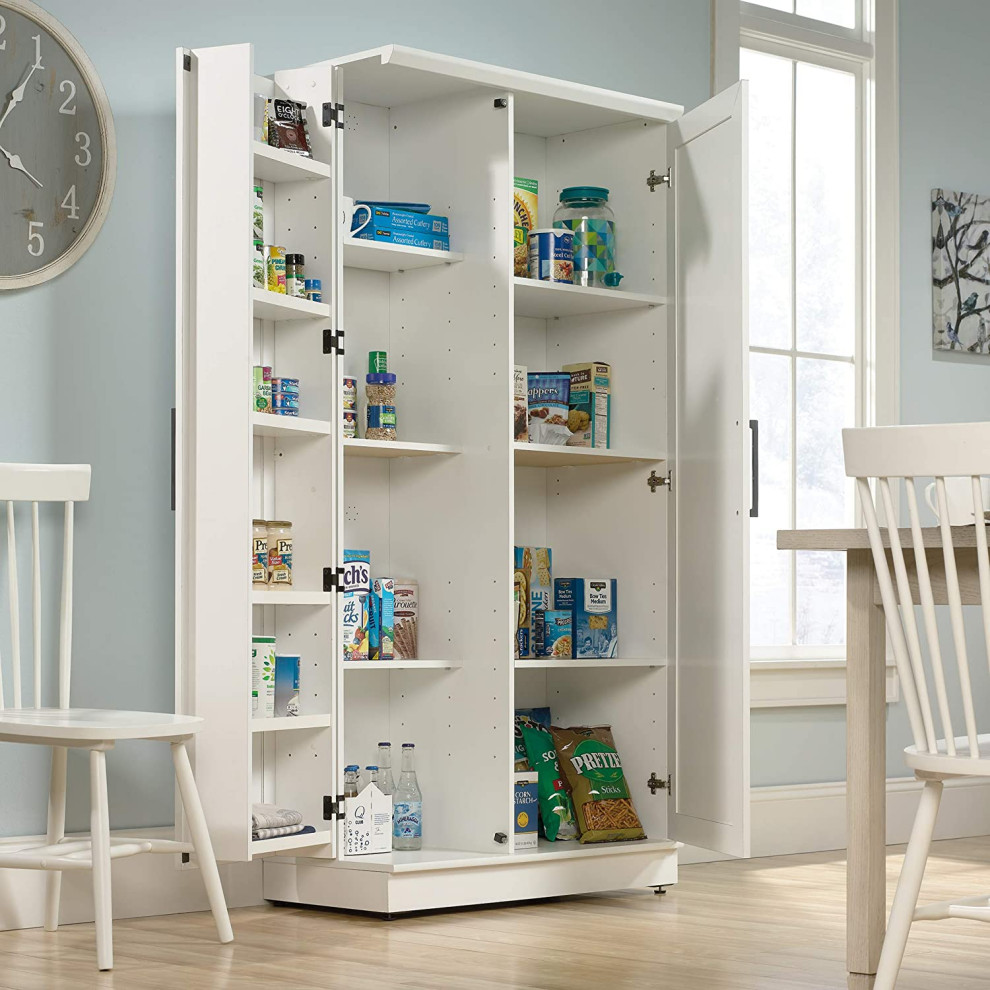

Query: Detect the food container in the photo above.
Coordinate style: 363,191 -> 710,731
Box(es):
528,228 -> 573,283
393,581 -> 419,660
267,520 -> 293,586
305,278 -> 322,302
272,377 -> 299,395
343,410 -> 357,438
253,239 -> 265,288
342,376 -> 357,409
552,186 -> 617,289
253,366 -> 272,413
252,519 -> 268,584
286,253 -> 306,298
366,372 -> 396,405
366,403 -> 396,441
266,245 -> 286,293
253,185 -> 264,242
251,636 -> 276,718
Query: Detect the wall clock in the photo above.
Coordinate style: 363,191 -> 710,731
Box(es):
0,0 -> 115,290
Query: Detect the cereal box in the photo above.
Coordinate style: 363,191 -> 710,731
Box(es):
554,577 -> 618,659
514,365 -> 528,443
513,177 -> 538,278
527,372 -> 570,446
514,771 -> 539,850
342,550 -> 371,662
514,546 -> 552,658
369,578 -> 395,661
534,610 -> 573,658
562,362 -> 611,449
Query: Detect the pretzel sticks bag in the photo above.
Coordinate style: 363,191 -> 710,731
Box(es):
552,725 -> 646,843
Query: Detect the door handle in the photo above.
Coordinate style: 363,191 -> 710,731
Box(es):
749,419 -> 759,518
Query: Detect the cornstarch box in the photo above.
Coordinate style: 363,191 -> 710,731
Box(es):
342,550 -> 370,662
554,577 -> 618,659
514,546 -> 552,658
514,771 -> 539,850
562,362 -> 611,449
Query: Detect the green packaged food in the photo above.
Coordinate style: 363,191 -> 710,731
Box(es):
520,721 -> 578,841
514,707 -> 551,772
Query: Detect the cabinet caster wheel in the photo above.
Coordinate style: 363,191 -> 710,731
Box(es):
651,885 -> 667,896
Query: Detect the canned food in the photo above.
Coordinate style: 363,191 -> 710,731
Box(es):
528,228 -> 573,284
266,245 -> 286,294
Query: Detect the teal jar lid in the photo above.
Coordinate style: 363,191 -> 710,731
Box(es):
559,185 -> 610,203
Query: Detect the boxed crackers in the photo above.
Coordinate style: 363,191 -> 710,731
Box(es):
342,549 -> 370,662
527,372 -> 570,446
514,546 -> 552,658
534,609 -> 573,658
563,362 -> 611,449
554,577 -> 618,659
514,365 -> 528,443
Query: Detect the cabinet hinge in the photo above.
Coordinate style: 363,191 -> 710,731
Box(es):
324,565 -> 345,593
323,795 -> 345,820
647,167 -> 671,192
647,469 -> 671,494
647,772 -> 671,795
182,53 -> 191,72
322,102 -> 345,128
323,328 -> 345,356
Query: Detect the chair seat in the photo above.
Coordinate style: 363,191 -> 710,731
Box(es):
0,708 -> 203,742
905,733 -> 990,777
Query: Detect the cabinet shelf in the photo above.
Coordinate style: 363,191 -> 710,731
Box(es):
250,714 -> 332,732
513,277 -> 667,319
251,412 -> 332,438
252,142 -> 332,183
252,288 -> 330,322
514,658 -> 666,669
344,438 -> 460,459
343,659 -> 461,670
251,828 -> 333,857
251,590 -> 333,606
343,237 -> 464,273
513,442 -> 664,467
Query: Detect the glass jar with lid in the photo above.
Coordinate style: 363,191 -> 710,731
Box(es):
552,186 -> 619,289
267,520 -> 293,586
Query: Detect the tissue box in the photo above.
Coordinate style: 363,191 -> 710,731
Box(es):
344,782 -> 393,855
274,655 -> 300,716
514,771 -> 539,850
554,577 -> 618,659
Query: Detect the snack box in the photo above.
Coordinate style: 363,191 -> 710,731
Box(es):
343,550 -> 371,662
513,546 -> 552,658
562,362 -> 611,449
251,636 -> 275,719
554,578 -> 618,659
534,610 -> 573,658
513,365 -> 528,443
527,372 -> 570,446
353,227 -> 450,251
513,177 -> 538,278
353,206 -> 449,237
369,578 -> 395,661
513,771 -> 539,850
274,654 -> 300,717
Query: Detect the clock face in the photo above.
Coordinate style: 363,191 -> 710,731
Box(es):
0,3 -> 109,284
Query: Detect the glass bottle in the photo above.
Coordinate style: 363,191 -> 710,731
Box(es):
392,743 -> 422,851
343,765 -> 360,799
552,186 -> 618,288
365,765 -> 380,790
377,742 -> 395,796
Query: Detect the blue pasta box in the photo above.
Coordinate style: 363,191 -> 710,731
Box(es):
274,655 -> 300,717
369,578 -> 395,661
553,578 -> 618,659
354,227 -> 450,252
353,206 -> 449,237
514,771 -> 539,850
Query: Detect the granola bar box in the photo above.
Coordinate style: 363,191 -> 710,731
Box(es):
553,578 -> 618,659
562,362 -> 611,449
527,372 -> 570,446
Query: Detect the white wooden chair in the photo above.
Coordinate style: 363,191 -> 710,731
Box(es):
0,463 -> 232,970
844,422 -> 990,989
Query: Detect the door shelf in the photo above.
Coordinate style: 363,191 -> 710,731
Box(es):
251,829 -> 333,857
343,659 -> 462,670
252,288 -> 330,322
252,142 -> 332,183
514,658 -> 666,669
251,412 -> 332,438
250,713 -> 332,732
343,237 -> 464,272
513,277 -> 667,319
251,590 -> 333,606
513,442 -> 665,467
344,438 -> 461,459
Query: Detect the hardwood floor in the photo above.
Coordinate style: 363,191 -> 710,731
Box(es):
2,838 -> 990,989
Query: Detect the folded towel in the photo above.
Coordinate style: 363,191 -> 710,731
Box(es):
253,823 -> 306,841
251,803 -> 303,831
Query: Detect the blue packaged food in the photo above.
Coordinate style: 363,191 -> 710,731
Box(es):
274,408 -> 299,417
553,578 -> 618,659
271,377 -> 299,393
528,228 -> 573,283
353,207 -> 449,237
272,395 -> 299,410
353,227 -> 449,252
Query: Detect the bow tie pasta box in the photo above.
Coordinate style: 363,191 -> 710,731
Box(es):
554,578 -> 618,659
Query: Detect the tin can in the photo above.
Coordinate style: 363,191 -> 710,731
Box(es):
528,228 -> 573,284
272,394 -> 299,410
343,409 -> 357,438
271,377 -> 300,395
266,245 -> 286,294
305,278 -> 322,303
253,185 -> 264,242
342,376 -> 357,409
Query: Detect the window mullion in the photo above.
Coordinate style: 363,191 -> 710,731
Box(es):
790,57 -> 798,649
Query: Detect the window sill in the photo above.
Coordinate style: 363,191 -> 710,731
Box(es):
750,659 -> 899,708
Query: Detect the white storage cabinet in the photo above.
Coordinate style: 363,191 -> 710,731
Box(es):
175,43 -> 750,914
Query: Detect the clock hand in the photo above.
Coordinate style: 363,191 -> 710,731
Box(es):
0,143 -> 42,188
0,58 -> 44,133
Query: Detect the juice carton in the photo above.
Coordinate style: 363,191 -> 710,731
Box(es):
554,577 -> 618,659
562,362 -> 611,449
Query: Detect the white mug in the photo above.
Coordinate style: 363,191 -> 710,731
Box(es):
341,195 -> 372,236
924,477 -> 990,525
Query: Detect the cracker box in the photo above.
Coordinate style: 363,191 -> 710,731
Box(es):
513,177 -> 538,277
534,609 -> 573,658
369,578 -> 395,661
514,546 -> 552,658
554,577 -> 618,659
274,654 -> 300,717
344,782 -> 393,855
562,362 -> 611,449
514,365 -> 529,443
342,550 -> 371,662
514,771 -> 539,850
527,372 -> 571,446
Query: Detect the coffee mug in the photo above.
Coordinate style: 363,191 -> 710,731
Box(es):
341,195 -> 372,236
924,477 -> 990,525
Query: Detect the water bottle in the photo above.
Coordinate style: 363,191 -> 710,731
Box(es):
392,743 -> 422,851
343,765 -> 360,798
377,742 -> 395,796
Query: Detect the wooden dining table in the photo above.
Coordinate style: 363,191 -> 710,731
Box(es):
777,524 -> 983,989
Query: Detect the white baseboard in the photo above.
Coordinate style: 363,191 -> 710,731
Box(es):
681,776 -> 990,865
0,827 -> 263,933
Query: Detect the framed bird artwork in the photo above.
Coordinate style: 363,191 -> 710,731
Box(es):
933,188 -> 990,354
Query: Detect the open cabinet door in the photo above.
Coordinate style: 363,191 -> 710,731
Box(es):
667,82 -> 750,858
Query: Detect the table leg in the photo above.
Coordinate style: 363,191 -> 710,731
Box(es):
846,549 -> 887,987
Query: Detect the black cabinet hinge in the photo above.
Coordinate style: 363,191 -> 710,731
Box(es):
647,469 -> 671,494
323,329 -> 345,356
647,167 -> 671,192
324,566 -> 345,593
647,772 -> 671,795
322,102 -> 345,128
183,53 -> 191,72
323,795 -> 345,820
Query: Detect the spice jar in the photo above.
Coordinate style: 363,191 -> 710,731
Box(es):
252,519 -> 268,584
365,372 -> 397,406
267,520 -> 293,586
552,186 -> 617,288
365,372 -> 398,441
286,253 -> 306,298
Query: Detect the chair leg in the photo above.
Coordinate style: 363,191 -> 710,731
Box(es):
89,749 -> 113,971
171,740 -> 233,944
874,778 -> 943,990
44,746 -> 67,932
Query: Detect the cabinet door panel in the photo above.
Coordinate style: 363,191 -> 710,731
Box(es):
667,82 -> 750,857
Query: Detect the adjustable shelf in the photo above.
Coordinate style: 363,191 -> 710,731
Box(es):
514,658 -> 666,669
252,142 -> 332,183
343,659 -> 462,671
251,413 -> 332,439
251,590 -> 333,606
252,288 -> 330,322
513,277 -> 667,319
513,443 -> 665,467
250,714 -> 332,732
251,829 -> 333,857
343,237 -> 464,272
343,439 -> 460,459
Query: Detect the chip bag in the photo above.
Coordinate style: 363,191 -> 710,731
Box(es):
514,707 -> 551,772
551,725 -> 646,844
520,722 -> 578,841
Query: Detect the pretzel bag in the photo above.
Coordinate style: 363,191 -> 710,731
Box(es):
552,725 -> 646,843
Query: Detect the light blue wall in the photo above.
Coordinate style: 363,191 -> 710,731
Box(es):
0,1 -> 711,837
753,0 -> 990,788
